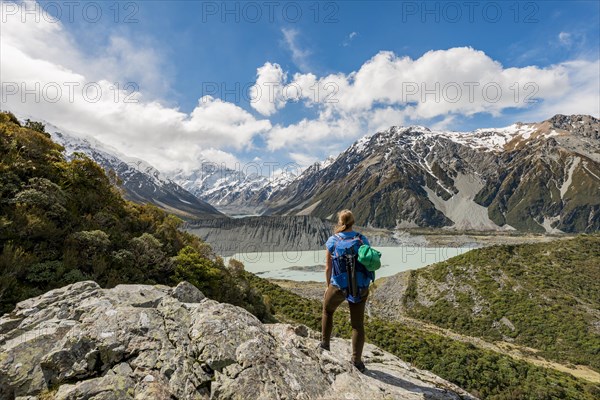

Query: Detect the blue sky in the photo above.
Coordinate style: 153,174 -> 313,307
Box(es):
2,0 -> 599,173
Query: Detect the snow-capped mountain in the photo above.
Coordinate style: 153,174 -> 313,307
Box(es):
34,113 -> 599,232
262,114 -> 600,233
46,125 -> 224,219
169,164 -> 297,215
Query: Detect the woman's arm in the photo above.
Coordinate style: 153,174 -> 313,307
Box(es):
325,250 -> 332,286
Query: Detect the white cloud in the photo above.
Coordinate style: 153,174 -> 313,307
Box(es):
430,115 -> 458,131
282,28 -> 311,72
515,59 -> 600,121
306,48 -> 570,116
558,32 -> 572,46
289,152 -> 319,168
343,31 -> 358,47
1,1 -> 270,173
261,47 -> 598,150
250,62 -> 287,116
366,107 -> 410,133
265,111 -> 362,151
196,148 -> 242,169
1,1 -> 169,99
4,1 -> 597,174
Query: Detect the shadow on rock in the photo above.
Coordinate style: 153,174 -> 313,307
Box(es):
364,367 -> 457,399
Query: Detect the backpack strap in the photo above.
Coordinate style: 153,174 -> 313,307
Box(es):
356,233 -> 364,244
331,234 -> 341,256
332,233 -> 362,257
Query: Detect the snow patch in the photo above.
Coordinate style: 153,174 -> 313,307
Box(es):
560,157 -> 580,199
583,162 -> 600,182
423,173 -> 507,231
320,155 -> 336,169
540,216 -> 563,234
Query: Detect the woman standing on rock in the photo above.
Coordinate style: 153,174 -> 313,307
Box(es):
320,209 -> 374,373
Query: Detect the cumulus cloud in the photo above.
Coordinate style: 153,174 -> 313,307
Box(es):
250,62 -> 287,116
266,110 -> 364,151
258,47 -> 597,150
1,1 -> 270,173
4,1 -> 598,173
515,59 -> 600,121
298,48 -> 570,116
1,1 -> 169,99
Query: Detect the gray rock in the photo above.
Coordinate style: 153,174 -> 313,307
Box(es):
185,215 -> 403,255
0,281 -> 476,400
170,281 -> 205,303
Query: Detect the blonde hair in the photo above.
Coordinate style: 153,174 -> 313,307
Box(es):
334,209 -> 355,233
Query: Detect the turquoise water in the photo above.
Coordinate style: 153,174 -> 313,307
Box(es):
225,246 -> 474,282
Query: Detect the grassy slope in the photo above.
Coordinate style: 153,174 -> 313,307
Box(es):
400,235 -> 600,371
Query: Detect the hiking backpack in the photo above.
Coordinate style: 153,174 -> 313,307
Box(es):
331,233 -> 374,303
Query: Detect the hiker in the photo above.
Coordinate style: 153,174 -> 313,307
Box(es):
320,209 -> 374,373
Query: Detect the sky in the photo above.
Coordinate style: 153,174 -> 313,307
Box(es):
1,0 -> 599,175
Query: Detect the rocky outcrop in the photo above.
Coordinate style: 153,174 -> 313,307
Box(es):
0,281 -> 476,400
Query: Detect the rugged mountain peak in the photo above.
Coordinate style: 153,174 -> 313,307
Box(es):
320,155 -> 337,169
170,163 -> 299,216
297,156 -> 338,180
547,113 -> 598,127
263,115 -> 599,233
375,125 -> 432,141
384,125 -> 432,136
0,281 -> 475,399
545,114 -> 599,139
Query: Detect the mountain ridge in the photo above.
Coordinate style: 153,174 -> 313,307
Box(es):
20,113 -> 600,233
261,114 -> 600,233
46,124 -> 225,219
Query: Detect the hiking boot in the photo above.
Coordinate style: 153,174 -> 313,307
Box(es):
319,342 -> 330,351
353,360 -> 366,373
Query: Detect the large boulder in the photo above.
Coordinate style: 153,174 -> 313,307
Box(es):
0,281 -> 476,400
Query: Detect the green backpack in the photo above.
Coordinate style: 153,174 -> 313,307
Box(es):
358,244 -> 381,273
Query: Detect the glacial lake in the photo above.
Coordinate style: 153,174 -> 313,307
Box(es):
225,246 -> 475,282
